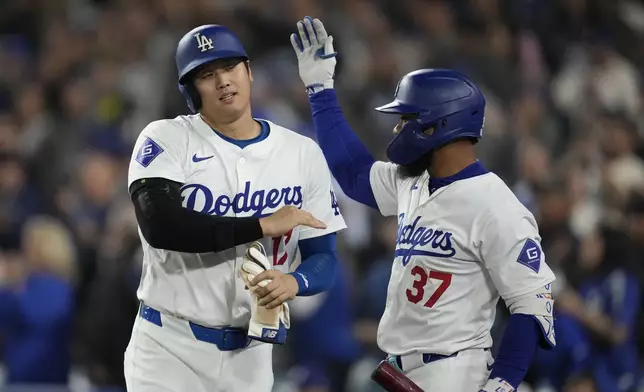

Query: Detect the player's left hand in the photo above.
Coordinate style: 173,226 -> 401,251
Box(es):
251,270 -> 299,309
290,16 -> 337,92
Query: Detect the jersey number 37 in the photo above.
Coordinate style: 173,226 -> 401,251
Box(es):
406,267 -> 452,308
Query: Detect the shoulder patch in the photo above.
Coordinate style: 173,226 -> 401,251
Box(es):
517,238 -> 541,273
135,137 -> 164,167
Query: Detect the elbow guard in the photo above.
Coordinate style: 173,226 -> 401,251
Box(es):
505,284 -> 556,348
129,178 -> 263,253
130,178 -> 181,248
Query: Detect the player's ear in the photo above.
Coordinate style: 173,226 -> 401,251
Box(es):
245,61 -> 253,83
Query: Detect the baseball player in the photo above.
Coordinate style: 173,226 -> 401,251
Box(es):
291,17 -> 556,391
123,24 -> 346,392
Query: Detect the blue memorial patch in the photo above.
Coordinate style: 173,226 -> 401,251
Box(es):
135,137 -> 164,167
517,238 -> 541,273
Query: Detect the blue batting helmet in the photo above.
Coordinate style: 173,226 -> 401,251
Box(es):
375,69 -> 486,165
175,24 -> 249,113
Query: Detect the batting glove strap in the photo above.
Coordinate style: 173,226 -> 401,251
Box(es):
306,81 -> 334,96
478,377 -> 515,392
248,318 -> 288,344
246,300 -> 290,344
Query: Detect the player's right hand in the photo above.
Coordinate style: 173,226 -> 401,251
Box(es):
290,16 -> 337,92
259,206 -> 326,237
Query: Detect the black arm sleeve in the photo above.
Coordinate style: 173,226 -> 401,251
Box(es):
129,177 -> 264,253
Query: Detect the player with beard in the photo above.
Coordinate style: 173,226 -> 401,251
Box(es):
291,17 -> 556,392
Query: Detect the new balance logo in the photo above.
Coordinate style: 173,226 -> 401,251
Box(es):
194,33 -> 214,52
262,330 -> 277,339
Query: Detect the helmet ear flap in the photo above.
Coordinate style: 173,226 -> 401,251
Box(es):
178,82 -> 201,114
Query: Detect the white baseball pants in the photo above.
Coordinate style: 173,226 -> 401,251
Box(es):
124,310 -> 273,392
400,348 -> 492,391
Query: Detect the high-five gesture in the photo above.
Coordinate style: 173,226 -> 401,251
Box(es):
290,16 -> 337,94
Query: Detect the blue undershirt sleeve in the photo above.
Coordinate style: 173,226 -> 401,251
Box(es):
489,314 -> 543,389
289,233 -> 338,296
308,89 -> 378,209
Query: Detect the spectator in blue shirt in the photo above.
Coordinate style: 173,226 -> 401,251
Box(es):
537,226 -> 640,392
0,215 -> 76,385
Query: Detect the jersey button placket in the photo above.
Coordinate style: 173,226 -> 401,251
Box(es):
236,154 -> 247,217
235,154 -> 246,267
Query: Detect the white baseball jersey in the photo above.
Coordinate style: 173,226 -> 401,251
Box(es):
127,115 -> 346,328
370,161 -> 555,356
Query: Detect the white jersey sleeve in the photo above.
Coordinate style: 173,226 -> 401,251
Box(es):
128,120 -> 187,187
369,161 -> 399,216
299,142 -> 347,240
478,206 -> 555,300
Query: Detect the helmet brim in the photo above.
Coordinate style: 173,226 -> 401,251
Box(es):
178,51 -> 248,83
374,100 -> 424,115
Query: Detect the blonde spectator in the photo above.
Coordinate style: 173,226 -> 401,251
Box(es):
22,215 -> 77,283
0,215 -> 76,386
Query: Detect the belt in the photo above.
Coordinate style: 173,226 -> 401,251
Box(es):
389,351 -> 459,372
389,348 -> 490,372
139,303 -> 251,351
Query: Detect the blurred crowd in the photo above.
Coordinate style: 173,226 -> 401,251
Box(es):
0,0 -> 643,391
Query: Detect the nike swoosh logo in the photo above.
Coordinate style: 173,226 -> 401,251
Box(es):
192,154 -> 214,163
487,363 -> 494,371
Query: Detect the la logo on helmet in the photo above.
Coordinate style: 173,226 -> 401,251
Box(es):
194,33 -> 214,52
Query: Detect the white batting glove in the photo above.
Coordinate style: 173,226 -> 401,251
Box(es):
290,16 -> 337,95
238,242 -> 291,344
478,377 -> 515,392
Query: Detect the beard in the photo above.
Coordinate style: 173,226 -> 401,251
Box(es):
396,151 -> 433,179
